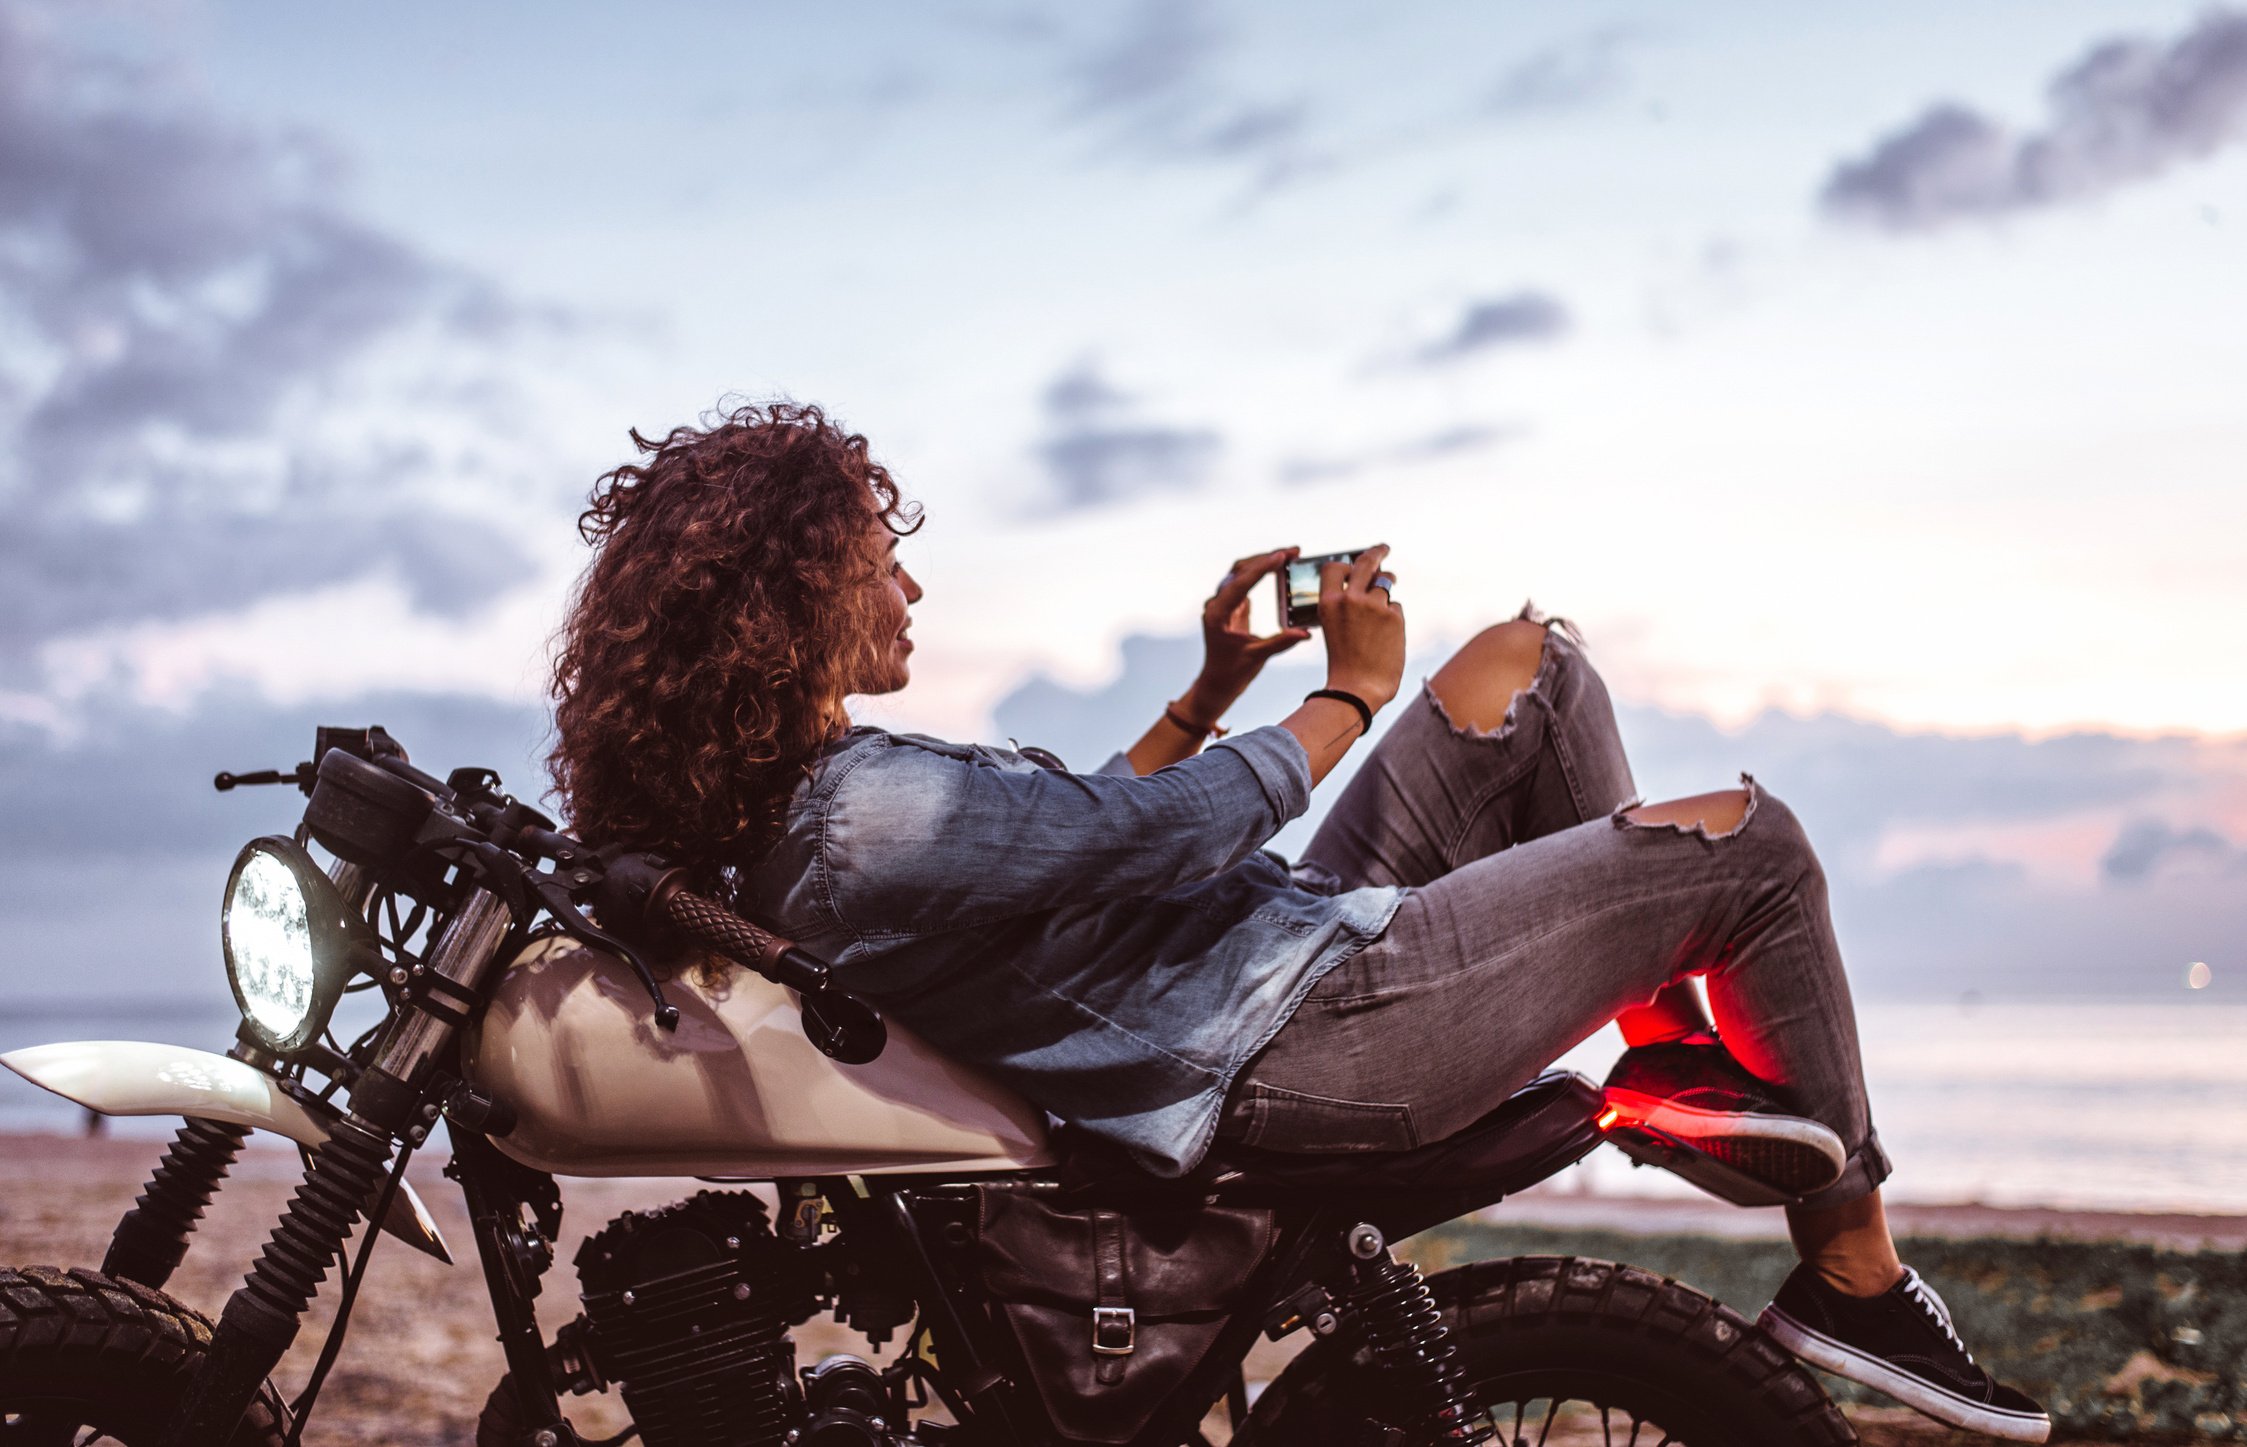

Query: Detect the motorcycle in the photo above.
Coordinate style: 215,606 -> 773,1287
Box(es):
0,725 -> 1855,1446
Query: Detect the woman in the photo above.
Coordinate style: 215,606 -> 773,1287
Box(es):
550,402 -> 2048,1441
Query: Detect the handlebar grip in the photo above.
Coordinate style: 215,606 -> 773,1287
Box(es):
658,887 -> 791,970
654,885 -> 885,1065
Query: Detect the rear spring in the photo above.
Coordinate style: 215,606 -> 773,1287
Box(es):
103,1117 -> 250,1289
1345,1224 -> 1492,1445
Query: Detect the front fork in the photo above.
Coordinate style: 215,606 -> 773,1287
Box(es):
160,886 -> 514,1447
102,1116 -> 251,1290
166,1116 -> 401,1445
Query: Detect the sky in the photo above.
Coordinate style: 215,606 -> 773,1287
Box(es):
0,0 -> 2242,1015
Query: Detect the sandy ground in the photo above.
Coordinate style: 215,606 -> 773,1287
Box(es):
2,1132 -> 2230,1446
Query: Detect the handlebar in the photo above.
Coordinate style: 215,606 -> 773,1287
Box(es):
225,721 -> 890,1064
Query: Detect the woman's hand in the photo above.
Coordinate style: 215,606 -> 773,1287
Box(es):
1176,548 -> 1312,727
1274,548 -> 1405,785
1317,544 -> 1406,712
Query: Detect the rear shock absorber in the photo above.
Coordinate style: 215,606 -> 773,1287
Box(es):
158,1116 -> 398,1447
1344,1223 -> 1493,1446
102,1117 -> 250,1289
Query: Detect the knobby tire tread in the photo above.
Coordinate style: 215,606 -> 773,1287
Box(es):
1443,1255 -> 1855,1443
0,1265 -> 287,1445
1245,1253 -> 1855,1447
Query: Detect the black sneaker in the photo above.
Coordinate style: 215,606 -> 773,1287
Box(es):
1601,1030 -> 1846,1204
1759,1263 -> 2051,1442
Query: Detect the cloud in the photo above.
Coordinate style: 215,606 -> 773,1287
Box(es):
1032,360 -> 1222,513
2102,818 -> 2246,882
1400,424 -> 1510,458
994,629 -> 2247,1000
0,686 -> 548,1001
1043,362 -> 1133,416
1278,423 -> 1516,486
1485,28 -> 1634,115
1063,0 -> 1215,116
0,688 -> 550,867
1056,0 -> 1329,192
0,457 -> 526,655
1413,292 -> 1571,365
0,9 -> 543,674
1612,705 -> 2183,862
1821,9 -> 2247,230
1056,8 -> 1648,200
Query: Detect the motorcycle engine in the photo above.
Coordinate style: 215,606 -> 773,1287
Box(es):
573,1191 -> 823,1447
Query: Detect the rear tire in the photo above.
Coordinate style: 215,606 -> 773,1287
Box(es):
0,1265 -> 286,1445
1239,1255 -> 1854,1447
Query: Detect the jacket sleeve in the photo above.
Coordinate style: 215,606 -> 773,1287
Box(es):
817,724 -> 1311,937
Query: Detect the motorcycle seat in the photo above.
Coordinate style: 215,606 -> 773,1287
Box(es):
1053,1069 -> 1605,1201
1200,1068 -> 1604,1195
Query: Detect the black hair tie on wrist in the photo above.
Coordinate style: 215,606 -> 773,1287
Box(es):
1304,688 -> 1374,736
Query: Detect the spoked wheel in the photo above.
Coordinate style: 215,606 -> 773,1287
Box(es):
1472,1373 -> 1743,1446
0,1267 -> 286,1447
1239,1256 -> 1856,1447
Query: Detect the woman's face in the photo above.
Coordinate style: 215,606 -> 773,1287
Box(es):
855,508 -> 923,696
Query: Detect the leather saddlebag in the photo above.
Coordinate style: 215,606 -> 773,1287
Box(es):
974,1189 -> 1277,1445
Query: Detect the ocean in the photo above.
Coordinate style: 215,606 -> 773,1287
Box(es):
1542,999 -> 2247,1215
4,996 -> 2242,1216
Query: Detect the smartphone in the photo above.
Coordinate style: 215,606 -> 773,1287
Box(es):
1277,550 -> 1364,629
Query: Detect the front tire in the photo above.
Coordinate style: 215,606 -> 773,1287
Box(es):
1240,1255 -> 1854,1447
0,1266 -> 286,1446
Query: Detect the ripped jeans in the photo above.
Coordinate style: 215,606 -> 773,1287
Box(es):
1216,612 -> 1892,1208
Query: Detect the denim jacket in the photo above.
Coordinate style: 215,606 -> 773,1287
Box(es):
744,724 -> 1404,1175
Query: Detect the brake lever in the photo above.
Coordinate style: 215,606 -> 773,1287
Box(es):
214,763 -> 315,793
526,871 -> 681,1031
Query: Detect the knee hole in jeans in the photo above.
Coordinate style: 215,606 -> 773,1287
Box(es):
1429,618 -> 1560,736
1612,775 -> 1758,841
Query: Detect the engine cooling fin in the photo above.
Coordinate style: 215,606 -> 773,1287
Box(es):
574,1190 -> 822,1447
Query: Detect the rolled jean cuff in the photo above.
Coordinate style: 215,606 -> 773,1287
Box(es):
1795,1125 -> 1893,1211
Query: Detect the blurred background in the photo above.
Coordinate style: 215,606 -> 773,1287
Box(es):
2,0 -> 2241,1214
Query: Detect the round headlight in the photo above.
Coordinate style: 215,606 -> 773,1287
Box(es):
222,837 -> 355,1053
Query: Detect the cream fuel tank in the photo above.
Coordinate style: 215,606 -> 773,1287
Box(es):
464,933 -> 1058,1177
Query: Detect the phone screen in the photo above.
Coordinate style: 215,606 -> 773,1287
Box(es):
1281,550 -> 1360,627
1284,559 -> 1324,620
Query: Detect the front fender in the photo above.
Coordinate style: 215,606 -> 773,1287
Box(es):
1,1040 -> 452,1265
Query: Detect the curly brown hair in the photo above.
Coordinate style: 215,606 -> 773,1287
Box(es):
549,401 -> 920,899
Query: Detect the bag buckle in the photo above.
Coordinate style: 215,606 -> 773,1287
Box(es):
1091,1305 -> 1135,1355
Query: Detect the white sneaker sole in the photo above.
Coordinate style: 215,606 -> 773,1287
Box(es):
1759,1304 -> 2052,1442
1603,1090 -> 1847,1191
